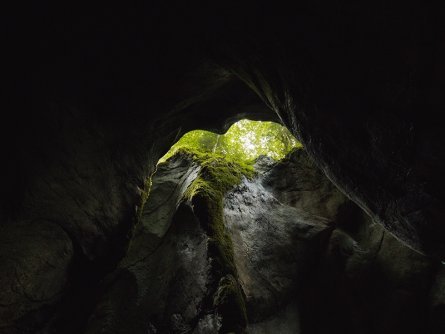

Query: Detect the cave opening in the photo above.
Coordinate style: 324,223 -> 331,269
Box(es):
158,119 -> 302,166
3,2 -> 445,333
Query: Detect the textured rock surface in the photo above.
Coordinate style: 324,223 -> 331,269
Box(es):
259,152 -> 347,220
139,154 -> 200,238
3,3 -> 445,331
300,207 -> 438,334
215,2 -> 445,257
79,151 -> 329,332
0,221 -> 73,334
1,143 -> 444,333
246,303 -> 300,334
224,153 -> 338,329
4,0 -> 445,261
85,155 -> 210,333
85,203 -> 212,334
85,150 -> 357,333
125,155 -> 201,264
430,265 -> 445,333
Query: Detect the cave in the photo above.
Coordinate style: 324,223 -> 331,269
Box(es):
2,2 -> 445,334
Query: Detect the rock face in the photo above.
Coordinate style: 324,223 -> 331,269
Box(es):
223,154 -> 338,331
86,203 -> 214,334
0,221 -> 73,334
83,150 -> 345,333
302,214 -> 437,334
82,149 -> 443,334
3,3 -> 445,333
85,154 -> 217,334
1,144 -> 444,333
430,266 -> 445,334
4,1 -> 445,260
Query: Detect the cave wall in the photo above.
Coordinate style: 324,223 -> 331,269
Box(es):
82,150 -> 442,333
4,0 -> 444,255
2,1 -> 445,332
214,2 -> 445,257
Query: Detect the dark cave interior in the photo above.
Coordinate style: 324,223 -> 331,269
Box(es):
2,1 -> 445,333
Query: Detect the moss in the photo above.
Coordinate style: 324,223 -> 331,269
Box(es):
181,149 -> 255,200
161,148 -> 251,332
138,117 -> 301,333
214,275 -> 248,333
174,147 -> 253,274
155,122 -> 300,332
192,193 -> 237,275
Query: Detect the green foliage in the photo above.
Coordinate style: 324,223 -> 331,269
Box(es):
181,149 -> 255,201
158,120 -> 302,164
221,119 -> 302,161
159,130 -> 217,163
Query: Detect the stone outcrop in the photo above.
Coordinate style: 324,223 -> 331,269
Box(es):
1,145 -> 444,333
82,150 -> 342,333
83,149 -> 443,333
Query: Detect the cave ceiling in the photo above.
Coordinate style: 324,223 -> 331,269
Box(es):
3,1 -> 445,259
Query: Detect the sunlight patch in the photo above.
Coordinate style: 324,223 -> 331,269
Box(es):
159,119 -> 302,164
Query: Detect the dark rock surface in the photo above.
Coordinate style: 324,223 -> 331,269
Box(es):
224,153 -> 339,331
84,155 -> 211,333
127,154 -> 201,263
1,145 -> 444,333
2,3 -> 445,331
259,151 -> 347,220
81,153 -> 225,333
85,203 -> 213,334
4,0 -> 445,260
430,265 -> 445,333
84,150 -> 346,333
0,221 -> 73,334
83,149 -> 445,334
300,205 -> 438,334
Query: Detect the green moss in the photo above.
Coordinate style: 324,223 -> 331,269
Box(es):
161,148 -> 251,332
153,120 -> 301,332
214,274 -> 248,333
194,193 -> 237,275
158,129 -> 218,164
175,147 -> 253,275
180,149 -> 255,201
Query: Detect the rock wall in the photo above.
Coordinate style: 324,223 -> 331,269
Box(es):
79,150 -> 444,333
3,3 -> 445,331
